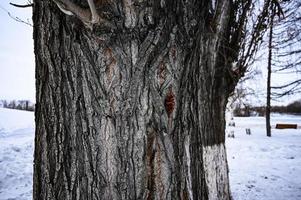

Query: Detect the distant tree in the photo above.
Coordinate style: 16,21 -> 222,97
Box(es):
25,100 -> 29,110
287,100 -> 301,114
0,100 -> 7,108
271,0 -> 301,97
27,103 -> 35,111
16,103 -> 23,110
266,3 -> 277,137
1,99 -> 34,111
3,100 -> 8,108
228,69 -> 260,116
8,100 -> 16,109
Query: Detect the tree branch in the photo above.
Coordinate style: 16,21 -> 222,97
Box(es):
52,0 -> 114,29
0,4 -> 32,27
271,79 -> 301,89
10,2 -> 33,8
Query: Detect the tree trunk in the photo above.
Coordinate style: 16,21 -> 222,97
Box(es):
266,7 -> 274,137
33,0 -> 234,199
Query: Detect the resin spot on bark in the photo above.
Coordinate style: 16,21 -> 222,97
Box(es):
164,87 -> 175,118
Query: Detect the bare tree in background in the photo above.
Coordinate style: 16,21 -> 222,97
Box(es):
264,0 -> 300,137
32,0 -> 280,199
271,0 -> 301,97
228,69 -> 261,116
266,4 -> 276,137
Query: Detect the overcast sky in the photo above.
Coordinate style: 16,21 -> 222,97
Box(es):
0,1 -> 35,102
0,1 -> 299,105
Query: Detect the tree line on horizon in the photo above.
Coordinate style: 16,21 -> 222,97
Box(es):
233,99 -> 301,117
0,99 -> 35,112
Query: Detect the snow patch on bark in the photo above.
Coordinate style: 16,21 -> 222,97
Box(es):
184,136 -> 194,200
203,143 -> 230,200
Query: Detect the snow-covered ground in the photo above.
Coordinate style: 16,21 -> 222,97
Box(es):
0,108 -> 300,200
0,108 -> 34,200
226,115 -> 301,200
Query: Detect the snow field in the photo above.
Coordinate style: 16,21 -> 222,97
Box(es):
0,108 -> 34,200
226,115 -> 301,200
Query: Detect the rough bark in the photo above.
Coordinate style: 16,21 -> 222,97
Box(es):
33,0 -> 242,199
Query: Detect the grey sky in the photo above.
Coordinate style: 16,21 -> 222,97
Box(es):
0,1 -> 34,101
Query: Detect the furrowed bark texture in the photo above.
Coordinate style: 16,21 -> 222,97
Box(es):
33,0 -> 234,199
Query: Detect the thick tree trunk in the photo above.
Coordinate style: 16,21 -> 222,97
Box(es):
33,0 -> 233,199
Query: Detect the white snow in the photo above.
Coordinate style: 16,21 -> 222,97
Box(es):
0,108 -> 34,200
0,108 -> 300,200
226,114 -> 301,200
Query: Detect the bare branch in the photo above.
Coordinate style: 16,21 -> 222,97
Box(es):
52,0 -> 114,29
53,0 -> 88,19
10,2 -> 33,8
0,4 -> 32,27
271,79 -> 301,90
87,0 -> 100,24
